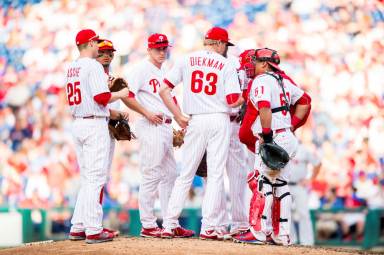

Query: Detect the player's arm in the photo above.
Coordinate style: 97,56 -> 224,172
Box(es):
159,57 -> 189,128
249,79 -> 272,143
121,95 -> 163,125
290,89 -> 311,131
225,64 -> 244,108
227,94 -> 244,108
91,63 -> 129,106
238,101 -> 258,153
93,89 -> 129,106
309,150 -> 322,180
258,103 -> 272,143
159,83 -> 189,128
311,162 -> 321,180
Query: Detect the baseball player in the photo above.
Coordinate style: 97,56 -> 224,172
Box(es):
122,34 -> 177,238
290,141 -> 321,245
159,27 -> 244,240
215,54 -> 250,239
95,38 -> 126,237
66,29 -> 129,244
233,48 -> 311,245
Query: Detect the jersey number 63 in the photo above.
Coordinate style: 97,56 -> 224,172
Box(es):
191,70 -> 218,96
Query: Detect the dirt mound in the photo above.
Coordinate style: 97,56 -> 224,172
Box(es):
0,237 -> 377,255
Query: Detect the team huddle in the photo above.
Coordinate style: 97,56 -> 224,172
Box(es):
64,27 -> 311,245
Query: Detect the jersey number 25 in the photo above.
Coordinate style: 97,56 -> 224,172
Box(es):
191,70 -> 217,95
67,81 -> 82,106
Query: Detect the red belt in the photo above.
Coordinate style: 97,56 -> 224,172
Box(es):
275,128 -> 287,134
164,118 -> 172,124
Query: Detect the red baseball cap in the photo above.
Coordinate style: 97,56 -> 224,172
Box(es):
205,27 -> 234,46
98,39 -> 116,51
148,33 -> 170,48
254,48 -> 281,72
75,29 -> 99,46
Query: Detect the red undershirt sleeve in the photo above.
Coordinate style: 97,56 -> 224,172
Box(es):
226,93 -> 240,104
93,92 -> 111,107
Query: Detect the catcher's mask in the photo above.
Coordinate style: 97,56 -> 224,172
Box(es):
239,49 -> 256,79
252,48 -> 282,72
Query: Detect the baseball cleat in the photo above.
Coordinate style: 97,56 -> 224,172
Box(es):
232,230 -> 264,244
223,228 -> 249,240
140,227 -> 163,238
161,227 -> 195,238
69,231 -> 86,241
200,230 -> 223,241
270,234 -> 291,246
103,228 -> 120,237
69,228 -> 119,241
85,230 -> 114,244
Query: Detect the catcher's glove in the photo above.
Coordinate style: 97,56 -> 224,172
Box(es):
108,118 -> 136,141
259,142 -> 289,170
173,129 -> 185,147
109,77 -> 128,92
196,152 -> 207,177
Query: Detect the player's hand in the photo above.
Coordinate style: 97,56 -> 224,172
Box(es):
118,88 -> 130,98
175,114 -> 190,129
108,76 -> 115,89
145,112 -> 163,125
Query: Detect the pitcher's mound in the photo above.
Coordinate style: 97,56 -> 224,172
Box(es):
0,237 -> 376,255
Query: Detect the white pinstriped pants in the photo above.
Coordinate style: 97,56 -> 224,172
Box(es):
216,121 -> 248,231
135,118 -> 177,229
254,130 -> 298,237
163,113 -> 230,232
70,118 -> 110,235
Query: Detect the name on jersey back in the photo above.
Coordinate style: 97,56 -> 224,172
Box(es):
67,67 -> 81,78
190,57 -> 225,71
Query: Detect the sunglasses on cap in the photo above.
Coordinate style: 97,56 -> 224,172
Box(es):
98,40 -> 113,48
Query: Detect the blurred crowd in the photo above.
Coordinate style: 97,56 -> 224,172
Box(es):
0,0 -> 383,221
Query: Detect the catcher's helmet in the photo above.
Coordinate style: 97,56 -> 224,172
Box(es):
239,49 -> 256,79
253,48 -> 281,72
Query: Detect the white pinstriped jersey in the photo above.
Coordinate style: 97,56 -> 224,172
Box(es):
290,144 -> 320,182
165,50 -> 241,115
127,59 -> 171,116
249,72 -> 304,133
65,57 -> 110,117
105,73 -> 120,110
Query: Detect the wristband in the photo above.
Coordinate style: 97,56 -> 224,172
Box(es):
261,130 -> 273,143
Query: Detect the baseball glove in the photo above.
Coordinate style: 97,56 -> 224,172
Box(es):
109,77 -> 128,92
108,118 -> 136,141
259,142 -> 289,170
173,129 -> 185,147
196,152 -> 207,177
